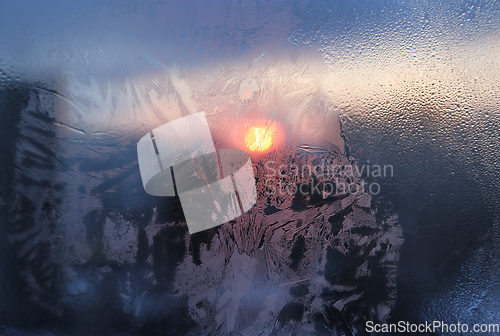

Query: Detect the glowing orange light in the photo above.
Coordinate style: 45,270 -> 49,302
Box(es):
244,124 -> 275,152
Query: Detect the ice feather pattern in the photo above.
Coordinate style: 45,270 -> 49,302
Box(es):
1,52 -> 402,335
